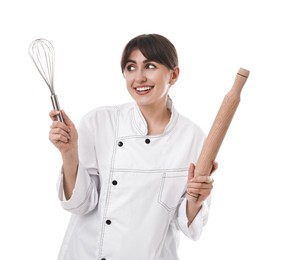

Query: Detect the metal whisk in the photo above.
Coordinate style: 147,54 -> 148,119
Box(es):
29,38 -> 64,122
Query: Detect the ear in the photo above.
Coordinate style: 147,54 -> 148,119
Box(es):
169,66 -> 180,85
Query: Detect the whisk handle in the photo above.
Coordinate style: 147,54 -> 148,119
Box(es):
51,94 -> 64,123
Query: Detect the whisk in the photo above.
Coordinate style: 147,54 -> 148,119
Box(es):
29,38 -> 64,122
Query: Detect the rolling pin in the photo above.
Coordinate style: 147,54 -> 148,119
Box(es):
187,68 -> 250,201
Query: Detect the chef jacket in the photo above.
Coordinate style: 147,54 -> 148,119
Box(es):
57,98 -> 211,260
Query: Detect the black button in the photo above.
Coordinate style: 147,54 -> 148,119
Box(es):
106,219 -> 111,225
112,180 -> 118,185
145,138 -> 150,144
101,258 -> 106,260
118,141 -> 123,147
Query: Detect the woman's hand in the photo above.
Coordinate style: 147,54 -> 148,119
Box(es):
187,162 -> 217,205
186,162 -> 217,224
49,110 -> 78,155
49,110 -> 79,199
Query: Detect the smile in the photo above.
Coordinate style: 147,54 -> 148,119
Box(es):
134,86 -> 154,95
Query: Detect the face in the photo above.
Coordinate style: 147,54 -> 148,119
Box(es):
123,49 -> 179,109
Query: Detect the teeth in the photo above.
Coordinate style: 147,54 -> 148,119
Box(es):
136,87 -> 152,92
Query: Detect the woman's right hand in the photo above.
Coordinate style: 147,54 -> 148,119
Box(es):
49,110 -> 78,155
49,110 -> 79,198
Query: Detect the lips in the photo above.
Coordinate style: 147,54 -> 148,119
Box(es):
134,86 -> 154,95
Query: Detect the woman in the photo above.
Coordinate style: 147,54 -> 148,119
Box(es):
49,34 -> 216,260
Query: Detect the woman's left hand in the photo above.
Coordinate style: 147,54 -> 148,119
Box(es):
187,162 -> 218,204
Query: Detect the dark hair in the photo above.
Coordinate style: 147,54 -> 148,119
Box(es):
120,34 -> 178,72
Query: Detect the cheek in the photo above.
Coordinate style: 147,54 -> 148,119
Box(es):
125,78 -> 132,88
125,79 -> 133,93
157,75 -> 171,89
124,73 -> 134,84
154,71 -> 170,84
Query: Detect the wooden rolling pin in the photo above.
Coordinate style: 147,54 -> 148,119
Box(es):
187,68 -> 250,201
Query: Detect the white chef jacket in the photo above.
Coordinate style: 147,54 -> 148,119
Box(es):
57,98 -> 211,260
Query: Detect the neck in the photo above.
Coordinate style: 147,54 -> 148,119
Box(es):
138,99 -> 171,135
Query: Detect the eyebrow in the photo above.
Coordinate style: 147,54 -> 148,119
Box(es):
126,59 -> 153,64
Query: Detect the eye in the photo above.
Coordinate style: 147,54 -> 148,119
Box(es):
145,63 -> 156,69
126,64 -> 135,71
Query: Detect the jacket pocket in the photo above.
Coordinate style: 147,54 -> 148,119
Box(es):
158,171 -> 188,212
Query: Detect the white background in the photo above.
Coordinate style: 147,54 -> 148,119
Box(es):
1,0 -> 282,259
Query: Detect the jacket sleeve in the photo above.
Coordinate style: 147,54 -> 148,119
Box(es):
175,195 -> 211,241
57,111 -> 100,215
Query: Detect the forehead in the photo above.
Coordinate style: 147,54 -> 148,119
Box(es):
127,49 -> 148,62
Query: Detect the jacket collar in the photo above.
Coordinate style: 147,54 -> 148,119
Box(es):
132,97 -> 178,136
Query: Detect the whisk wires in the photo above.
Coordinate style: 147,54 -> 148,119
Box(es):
29,38 -> 55,95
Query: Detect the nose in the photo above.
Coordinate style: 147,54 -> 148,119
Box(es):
135,68 -> 147,83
